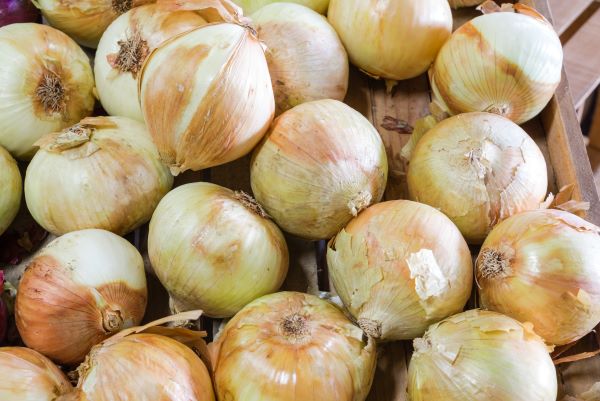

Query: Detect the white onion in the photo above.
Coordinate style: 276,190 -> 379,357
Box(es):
233,0 -> 329,14
0,145 -> 21,236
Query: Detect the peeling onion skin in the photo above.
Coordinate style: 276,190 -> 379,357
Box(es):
447,0 -> 484,8
251,3 -> 348,115
250,99 -> 388,240
328,200 -> 473,341
0,23 -> 95,160
25,116 -> 174,236
213,291 -> 376,401
430,7 -> 563,124
148,182 -> 289,318
0,146 -> 21,236
476,209 -> 600,345
15,229 -> 147,365
327,0 -> 452,81
233,0 -> 329,14
0,347 -> 73,400
407,310 -> 557,401
407,112 -> 548,244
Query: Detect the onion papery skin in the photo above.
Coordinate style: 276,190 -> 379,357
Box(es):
328,200 -> 473,341
448,0 -> 484,8
233,0 -> 328,14
430,7 -> 563,124
25,116 -> 173,236
407,112 -> 548,244
72,334 -> 215,401
251,3 -> 348,115
407,310 -> 557,401
148,182 -> 288,318
250,99 -> 388,240
0,347 -> 73,400
476,209 -> 600,345
15,229 -> 147,365
0,0 -> 41,26
213,291 -> 376,401
95,4 -> 206,121
0,23 -> 95,160
31,0 -> 153,49
139,23 -> 274,174
327,0 -> 452,81
0,146 -> 21,236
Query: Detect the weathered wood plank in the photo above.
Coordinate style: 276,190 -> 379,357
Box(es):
547,0 -> 594,36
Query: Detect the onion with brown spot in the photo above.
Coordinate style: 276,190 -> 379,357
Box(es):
0,146 -> 21,236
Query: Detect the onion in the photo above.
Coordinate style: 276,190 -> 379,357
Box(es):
25,116 -> 173,236
212,291 -> 376,401
148,182 -> 288,318
15,229 -> 147,365
407,112 -> 548,244
0,347 -> 73,400
250,99 -> 388,240
250,3 -> 348,115
327,0 -> 452,81
430,4 -> 563,124
0,146 -> 21,236
0,23 -> 95,160
476,209 -> 600,345
0,0 -> 41,26
233,0 -> 329,14
95,4 -> 206,121
328,200 -> 473,340
448,0 -> 484,8
139,21 -> 274,174
408,309 -> 557,401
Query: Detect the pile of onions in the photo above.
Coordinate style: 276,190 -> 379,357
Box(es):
148,182 -> 289,318
476,209 -> 600,345
408,310 -> 557,401
407,112 -> 548,244
212,291 -> 376,401
233,0 -> 329,14
31,0 -> 152,48
430,4 -> 563,124
448,0 -> 484,8
327,0 -> 452,81
0,23 -> 95,159
15,229 -> 147,365
25,117 -> 173,236
95,4 -> 206,120
251,99 -> 388,240
0,146 -> 21,236
251,3 -> 348,115
0,347 -> 72,400
327,200 -> 473,340
0,0 -> 41,26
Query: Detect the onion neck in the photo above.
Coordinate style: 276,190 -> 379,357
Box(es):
348,191 -> 372,217
280,313 -> 309,343
479,248 -> 512,280
35,71 -> 66,115
233,191 -> 270,219
112,0 -> 133,14
358,318 -> 382,339
101,308 -> 124,333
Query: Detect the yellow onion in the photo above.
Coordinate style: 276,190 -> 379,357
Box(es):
430,5 -> 563,124
95,4 -> 206,121
234,0 -> 328,14
328,200 -> 473,341
251,3 -> 348,115
327,0 -> 452,81
212,291 -> 376,401
31,0 -> 153,48
139,21 -> 274,174
0,146 -> 21,236
448,0 -> 484,8
407,112 -> 548,244
15,229 -> 147,365
148,182 -> 288,318
408,309 -> 557,401
25,117 -> 173,236
251,99 -> 388,240
0,23 -> 95,160
476,209 -> 600,345
0,347 -> 72,400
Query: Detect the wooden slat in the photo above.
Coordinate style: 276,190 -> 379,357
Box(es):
366,343 -> 410,401
588,91 -> 600,150
548,0 -> 594,36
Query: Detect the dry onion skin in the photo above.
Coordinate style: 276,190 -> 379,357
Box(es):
430,5 -> 563,124
448,0 -> 484,8
148,182 -> 288,318
212,291 -> 376,401
139,22 -> 274,174
328,200 -> 473,341
95,4 -> 206,121
15,229 -> 147,365
24,117 -> 173,236
407,310 -> 557,401
251,3 -> 348,115
407,112 -> 548,244
327,0 -> 452,81
0,146 -> 22,236
233,0 -> 329,14
250,99 -> 388,240
476,209 -> 600,345
0,23 -> 95,160
0,347 -> 72,400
